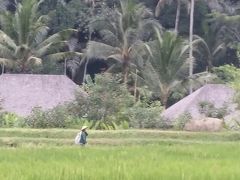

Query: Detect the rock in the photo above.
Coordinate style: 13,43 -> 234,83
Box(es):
224,111 -> 240,130
184,118 -> 223,132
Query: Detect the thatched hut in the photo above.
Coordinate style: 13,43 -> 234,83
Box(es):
162,84 -> 236,122
0,74 -> 81,116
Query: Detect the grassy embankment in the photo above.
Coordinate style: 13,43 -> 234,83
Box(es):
0,129 -> 240,179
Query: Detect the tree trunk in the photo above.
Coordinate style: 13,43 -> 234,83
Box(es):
208,55 -> 213,72
155,0 -> 166,17
134,69 -> 138,102
189,0 -> 195,94
21,62 -> 26,73
122,55 -> 130,84
1,64 -> 4,75
123,65 -> 129,84
161,94 -> 168,109
64,59 -> 67,75
83,57 -> 89,86
175,0 -> 181,34
161,87 -> 169,109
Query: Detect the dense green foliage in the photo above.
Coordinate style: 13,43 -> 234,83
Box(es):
72,74 -> 134,129
1,0 -> 240,128
213,65 -> 240,108
0,0 -> 82,73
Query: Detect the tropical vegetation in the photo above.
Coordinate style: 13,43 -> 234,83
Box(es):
0,0 -> 82,73
0,0 -> 240,129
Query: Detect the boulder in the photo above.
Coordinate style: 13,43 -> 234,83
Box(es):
184,118 -> 223,132
224,111 -> 240,130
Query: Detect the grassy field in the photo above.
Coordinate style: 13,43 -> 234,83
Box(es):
0,129 -> 240,179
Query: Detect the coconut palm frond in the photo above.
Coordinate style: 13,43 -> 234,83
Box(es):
0,11 -> 16,38
87,41 -> 121,59
124,27 -> 138,47
0,44 -> 15,59
15,0 -> 38,44
99,29 -> 120,47
37,29 -> 77,49
89,18 -> 117,34
29,25 -> 49,46
26,56 -> 42,66
0,58 -> 15,68
107,54 -> 123,63
45,52 -> 83,62
193,35 -> 211,57
212,43 -> 225,57
35,41 -> 68,57
141,30 -> 189,106
155,0 -> 168,17
0,30 -> 17,50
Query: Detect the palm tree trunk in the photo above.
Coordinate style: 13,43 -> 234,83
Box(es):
83,57 -> 89,85
155,0 -> 166,17
21,63 -> 26,73
123,66 -> 129,84
189,0 -> 195,94
64,59 -> 67,75
1,64 -> 4,75
134,69 -> 138,102
161,87 -> 169,109
208,55 -> 213,72
161,94 -> 168,109
174,0 -> 181,34
122,55 -> 130,84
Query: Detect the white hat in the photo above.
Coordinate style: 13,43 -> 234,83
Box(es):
81,126 -> 88,130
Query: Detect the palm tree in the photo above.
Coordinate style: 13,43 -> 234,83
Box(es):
155,0 -> 188,34
189,0 -> 195,94
196,12 -> 240,68
87,0 -> 159,83
143,30 -> 189,108
0,0 -> 82,73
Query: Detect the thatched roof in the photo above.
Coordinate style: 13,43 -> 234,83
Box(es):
162,84 -> 236,121
0,74 -> 81,116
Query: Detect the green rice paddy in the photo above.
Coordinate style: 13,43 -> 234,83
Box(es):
0,129 -> 240,180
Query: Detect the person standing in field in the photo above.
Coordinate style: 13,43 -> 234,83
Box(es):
75,126 -> 88,146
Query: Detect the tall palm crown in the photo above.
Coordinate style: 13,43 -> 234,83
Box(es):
143,30 -> 189,107
197,12 -> 240,68
87,0 -> 158,83
0,0 -> 81,73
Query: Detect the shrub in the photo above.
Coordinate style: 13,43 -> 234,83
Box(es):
198,101 -> 229,119
25,105 -> 86,129
213,65 -> 240,83
72,74 -> 135,129
0,112 -> 23,128
174,112 -> 192,130
127,101 -> 164,129
24,107 -> 49,128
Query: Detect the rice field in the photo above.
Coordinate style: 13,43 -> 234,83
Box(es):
0,129 -> 240,180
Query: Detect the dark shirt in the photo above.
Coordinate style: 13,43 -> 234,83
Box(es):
79,131 -> 88,144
